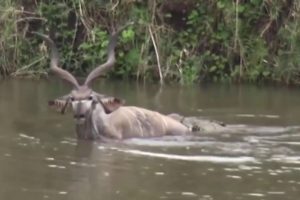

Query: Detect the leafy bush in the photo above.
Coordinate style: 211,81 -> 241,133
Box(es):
1,0 -> 300,85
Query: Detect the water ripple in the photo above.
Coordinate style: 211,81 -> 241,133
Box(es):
115,149 -> 258,164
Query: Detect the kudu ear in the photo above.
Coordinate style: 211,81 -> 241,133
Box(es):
101,97 -> 124,114
96,95 -> 125,114
48,95 -> 70,114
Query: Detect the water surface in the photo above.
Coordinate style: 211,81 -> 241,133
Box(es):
0,79 -> 300,200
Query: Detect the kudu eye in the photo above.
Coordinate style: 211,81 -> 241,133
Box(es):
70,97 -> 75,101
88,96 -> 93,100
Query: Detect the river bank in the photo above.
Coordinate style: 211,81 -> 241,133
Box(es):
1,0 -> 300,85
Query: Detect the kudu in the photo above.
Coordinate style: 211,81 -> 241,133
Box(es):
36,27 -> 190,140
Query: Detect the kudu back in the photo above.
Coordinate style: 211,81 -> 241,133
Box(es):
36,26 -> 190,140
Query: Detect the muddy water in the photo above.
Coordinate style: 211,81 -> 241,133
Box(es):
0,79 -> 300,200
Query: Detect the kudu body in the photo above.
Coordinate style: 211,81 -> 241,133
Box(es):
38,27 -> 190,140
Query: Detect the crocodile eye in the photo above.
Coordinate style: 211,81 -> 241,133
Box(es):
88,96 -> 93,100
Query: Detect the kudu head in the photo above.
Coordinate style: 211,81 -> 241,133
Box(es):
35,25 -> 129,124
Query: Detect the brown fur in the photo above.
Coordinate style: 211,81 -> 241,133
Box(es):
48,98 -> 189,139
98,106 -> 189,139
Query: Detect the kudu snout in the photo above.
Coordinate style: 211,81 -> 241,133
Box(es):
72,99 -> 96,120
73,102 -> 86,119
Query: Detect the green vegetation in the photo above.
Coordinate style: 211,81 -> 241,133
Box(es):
1,0 -> 300,85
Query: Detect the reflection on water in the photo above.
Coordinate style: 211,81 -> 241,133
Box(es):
0,79 -> 300,200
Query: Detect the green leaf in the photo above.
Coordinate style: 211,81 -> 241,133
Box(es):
217,2 -> 225,9
209,66 -> 217,72
263,71 -> 270,77
122,28 -> 135,42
